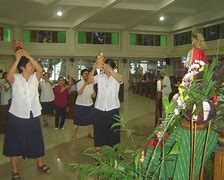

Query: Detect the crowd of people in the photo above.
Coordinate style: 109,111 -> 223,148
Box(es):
0,48 -> 123,180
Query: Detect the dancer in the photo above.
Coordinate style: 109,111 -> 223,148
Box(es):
39,72 -> 54,127
3,49 -> 50,180
88,58 -> 123,154
54,77 -> 70,130
72,69 -> 95,141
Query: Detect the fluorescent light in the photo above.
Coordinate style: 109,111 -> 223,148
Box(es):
57,11 -> 63,16
159,16 -> 165,21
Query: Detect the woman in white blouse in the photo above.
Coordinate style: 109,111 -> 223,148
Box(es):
0,72 -> 12,105
39,72 -> 54,127
72,69 -> 95,140
3,49 -> 50,180
88,58 -> 123,154
160,70 -> 172,99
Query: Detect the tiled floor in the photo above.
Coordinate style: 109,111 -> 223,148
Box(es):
0,91 -> 155,180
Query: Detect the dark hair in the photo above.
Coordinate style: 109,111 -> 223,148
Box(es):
80,68 -> 89,76
17,56 -> 29,73
1,72 -> 7,79
43,72 -> 50,77
58,76 -> 65,81
104,58 -> 116,69
58,76 -> 67,84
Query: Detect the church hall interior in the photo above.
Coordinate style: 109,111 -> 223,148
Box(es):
1,0 -> 224,179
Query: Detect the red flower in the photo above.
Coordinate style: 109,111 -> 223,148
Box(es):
147,134 -> 170,147
210,96 -> 218,105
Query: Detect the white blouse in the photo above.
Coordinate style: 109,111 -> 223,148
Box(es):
9,73 -> 42,118
75,79 -> 94,106
0,79 -> 12,105
39,80 -> 54,102
162,75 -> 172,97
93,73 -> 121,111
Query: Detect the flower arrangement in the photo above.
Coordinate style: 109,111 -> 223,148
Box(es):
70,44 -> 224,179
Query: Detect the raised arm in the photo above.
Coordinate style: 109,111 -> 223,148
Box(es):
110,69 -> 123,83
23,50 -> 42,80
87,63 -> 98,84
77,82 -> 88,95
103,64 -> 123,83
7,50 -> 24,84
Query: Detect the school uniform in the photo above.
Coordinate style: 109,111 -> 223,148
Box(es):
73,79 -> 94,126
93,73 -> 122,147
39,80 -> 54,114
3,73 -> 45,158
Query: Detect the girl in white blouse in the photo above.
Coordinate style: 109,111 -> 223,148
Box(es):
39,72 -> 54,126
3,50 -> 50,180
72,69 -> 95,140
88,58 -> 123,154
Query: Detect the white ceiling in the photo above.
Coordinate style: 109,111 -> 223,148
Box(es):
0,0 -> 224,32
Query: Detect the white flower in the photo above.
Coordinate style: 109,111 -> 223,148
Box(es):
177,98 -> 183,106
174,108 -> 179,115
199,61 -> 205,66
182,103 -> 186,109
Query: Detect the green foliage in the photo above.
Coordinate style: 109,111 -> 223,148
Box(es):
70,114 -> 144,179
163,96 -> 176,115
168,141 -> 180,155
70,144 -> 140,179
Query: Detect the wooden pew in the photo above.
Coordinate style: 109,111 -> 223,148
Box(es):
0,105 -> 8,134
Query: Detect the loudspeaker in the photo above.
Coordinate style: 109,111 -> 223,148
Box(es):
165,58 -> 170,65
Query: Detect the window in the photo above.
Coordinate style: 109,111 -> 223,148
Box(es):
220,24 -> 224,39
78,31 -> 119,45
174,31 -> 192,46
0,27 -> 11,42
92,32 -> 104,44
130,33 -> 167,47
22,30 -> 66,43
199,24 -> 220,41
38,58 -> 66,81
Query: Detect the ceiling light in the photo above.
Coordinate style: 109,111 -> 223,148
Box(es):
57,11 -> 63,16
159,16 -> 165,21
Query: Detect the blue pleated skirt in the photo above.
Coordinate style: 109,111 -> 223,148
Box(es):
3,113 -> 45,159
73,104 -> 93,126
94,108 -> 120,147
41,101 -> 54,115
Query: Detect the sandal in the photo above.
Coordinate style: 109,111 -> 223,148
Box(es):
37,164 -> 51,174
12,172 -> 21,180
95,148 -> 100,155
88,133 -> 94,138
